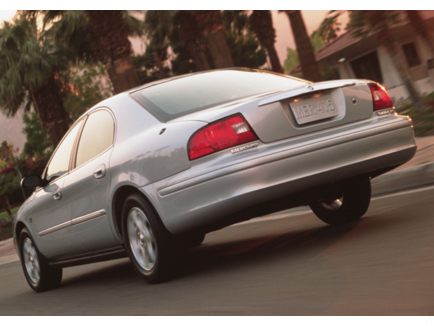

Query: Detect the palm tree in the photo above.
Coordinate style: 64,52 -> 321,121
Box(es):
191,11 -> 234,68
0,17 -> 71,144
85,11 -> 139,93
42,10 -> 140,93
316,10 -> 342,44
222,11 -> 267,69
249,10 -> 283,73
347,11 -> 424,111
142,11 -> 175,78
143,11 -> 265,77
172,11 -> 211,71
284,10 -> 321,81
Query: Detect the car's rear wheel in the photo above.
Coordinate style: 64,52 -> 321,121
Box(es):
309,177 -> 371,226
122,193 -> 179,283
18,229 -> 62,292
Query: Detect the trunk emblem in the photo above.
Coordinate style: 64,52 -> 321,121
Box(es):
231,142 -> 259,154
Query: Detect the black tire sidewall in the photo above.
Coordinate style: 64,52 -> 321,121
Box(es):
310,177 -> 371,225
18,228 -> 62,292
121,193 -> 174,283
19,230 -> 41,290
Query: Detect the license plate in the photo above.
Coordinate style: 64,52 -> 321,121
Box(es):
289,95 -> 338,125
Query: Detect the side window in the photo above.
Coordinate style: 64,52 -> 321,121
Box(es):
46,119 -> 84,182
75,110 -> 115,167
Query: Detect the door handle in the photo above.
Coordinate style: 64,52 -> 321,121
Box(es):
52,191 -> 62,200
93,165 -> 106,179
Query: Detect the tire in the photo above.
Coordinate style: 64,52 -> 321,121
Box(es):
309,177 -> 371,226
18,229 -> 62,292
122,193 -> 179,283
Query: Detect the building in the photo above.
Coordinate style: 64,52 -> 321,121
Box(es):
316,11 -> 434,102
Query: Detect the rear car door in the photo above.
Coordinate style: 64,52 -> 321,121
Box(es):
65,108 -> 120,253
32,119 -> 85,259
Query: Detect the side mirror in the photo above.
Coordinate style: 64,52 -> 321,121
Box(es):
21,175 -> 43,194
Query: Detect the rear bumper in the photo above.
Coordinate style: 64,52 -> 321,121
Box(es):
147,115 -> 416,234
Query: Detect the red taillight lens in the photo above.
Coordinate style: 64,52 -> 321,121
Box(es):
369,83 -> 394,111
188,114 -> 258,160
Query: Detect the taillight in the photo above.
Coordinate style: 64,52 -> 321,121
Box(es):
369,83 -> 394,111
188,114 -> 258,160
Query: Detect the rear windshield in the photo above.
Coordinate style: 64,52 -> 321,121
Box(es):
130,70 -> 308,121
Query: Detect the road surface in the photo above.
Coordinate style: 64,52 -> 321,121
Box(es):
1,186 -> 434,315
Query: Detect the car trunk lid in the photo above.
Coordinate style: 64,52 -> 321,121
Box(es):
173,79 -> 375,143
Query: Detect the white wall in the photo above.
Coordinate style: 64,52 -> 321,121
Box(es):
377,46 -> 403,87
334,41 -> 434,103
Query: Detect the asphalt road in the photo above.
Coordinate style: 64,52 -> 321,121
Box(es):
1,186 -> 434,315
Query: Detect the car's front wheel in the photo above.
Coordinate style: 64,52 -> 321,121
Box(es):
122,193 -> 179,283
18,229 -> 62,292
309,177 -> 371,226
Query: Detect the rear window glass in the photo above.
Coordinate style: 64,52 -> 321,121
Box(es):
130,70 -> 308,121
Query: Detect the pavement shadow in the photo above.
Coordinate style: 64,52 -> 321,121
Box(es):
59,213 -> 400,288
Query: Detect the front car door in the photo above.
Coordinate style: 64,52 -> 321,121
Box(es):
31,119 -> 85,259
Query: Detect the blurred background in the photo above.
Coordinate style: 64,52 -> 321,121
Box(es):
0,10 -> 434,240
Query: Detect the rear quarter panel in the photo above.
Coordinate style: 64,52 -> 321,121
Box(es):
107,94 -> 207,218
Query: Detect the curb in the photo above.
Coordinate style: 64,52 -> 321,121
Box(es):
372,162 -> 434,197
0,238 -> 17,266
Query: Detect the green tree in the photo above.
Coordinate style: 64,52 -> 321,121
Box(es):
283,47 -> 299,74
21,62 -> 112,160
22,111 -> 53,160
139,10 -> 266,83
139,10 -> 198,81
0,16 -> 71,144
223,11 -> 267,69
190,11 -> 234,68
284,30 -> 339,80
283,10 -> 321,81
142,10 -> 210,76
316,10 -> 342,44
284,31 -> 324,74
347,11 -> 425,111
140,10 -> 176,82
85,11 -> 140,93
63,62 -> 112,120
42,10 -> 141,93
249,10 -> 282,73
0,142 -> 20,218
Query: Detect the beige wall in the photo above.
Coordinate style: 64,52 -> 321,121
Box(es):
0,110 -> 26,152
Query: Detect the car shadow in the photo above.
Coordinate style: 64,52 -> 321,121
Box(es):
58,213 -> 398,289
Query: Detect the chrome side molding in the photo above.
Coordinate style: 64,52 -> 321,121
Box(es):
38,209 -> 106,236
38,220 -> 72,237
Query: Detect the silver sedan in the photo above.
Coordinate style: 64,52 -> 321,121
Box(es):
15,69 -> 416,291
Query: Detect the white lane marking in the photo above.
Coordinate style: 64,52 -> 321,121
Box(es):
233,184 -> 434,227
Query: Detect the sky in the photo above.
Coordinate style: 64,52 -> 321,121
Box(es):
273,11 -> 329,63
0,10 -> 15,22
